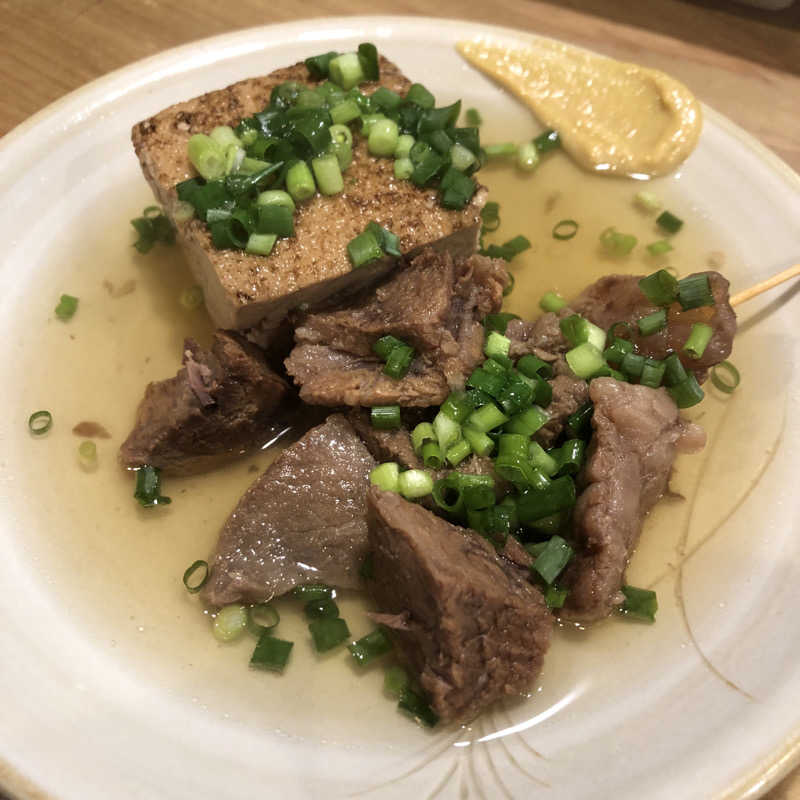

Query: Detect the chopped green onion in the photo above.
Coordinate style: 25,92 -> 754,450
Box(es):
213,604 -> 248,642
503,272 -> 515,297
305,50 -> 339,79
663,353 -> 688,386
560,315 -> 606,350
292,584 -> 334,602
710,360 -> 740,394
439,167 -> 477,210
411,422 -> 436,455
422,441 -> 444,469
394,157 -> 413,180
349,628 -> 393,666
209,125 -> 241,150
432,474 -> 465,514
619,585 -> 658,622
364,221 -> 401,257
532,535 -> 573,584
484,142 -> 517,158
638,358 -> 665,388
533,129 -> 560,152
677,274 -> 715,310
545,585 -> 569,609
539,291 -> 567,313
638,269 -> 679,306
600,227 -> 637,256
566,343 -> 607,379
603,337 -> 634,366
257,190 -> 296,212
330,99 -> 361,124
462,426 -> 494,458
394,134 -> 415,159
361,113 -> 387,136
656,210 -> 684,234
646,240 -> 673,256
246,233 -> 277,256
398,469 -> 434,499
638,309 -> 667,336
480,201 -> 501,233
446,439 -> 472,467
133,465 -> 171,507
450,142 -> 477,172
552,219 -> 579,240
384,665 -> 410,697
398,688 -> 439,727
433,409 -> 462,450
372,87 -> 403,111
131,206 -> 175,253
172,200 -> 195,223
309,617 -> 350,652
441,390 -> 475,424
328,52 -> 365,90
286,161 -> 316,202
566,402 -> 593,439
249,603 -> 280,630
55,294 -> 79,321
383,345 -> 415,379
304,598 -> 339,620
78,440 -> 97,469
187,134 -> 226,181
357,42 -> 379,81
369,118 -> 400,157
182,560 -> 209,593
311,153 -> 344,195
517,477 -> 577,522
667,373 -> 705,408
634,190 -> 662,213
465,403 -> 509,434
405,83 -> 435,108
482,235 -> 531,262
504,405 -> 549,436
250,632 -> 293,672
516,141 -> 540,171
256,203 -> 294,236
179,285 -> 204,310
621,352 -> 645,380
347,230 -> 383,268
370,462 -> 400,493
483,314 -> 519,337
683,322 -> 714,359
528,442 -> 559,476
28,410 -> 53,435
484,331 -> 511,361
465,108 -> 482,126
555,439 -> 586,476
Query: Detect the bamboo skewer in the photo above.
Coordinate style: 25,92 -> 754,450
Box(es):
730,263 -> 800,307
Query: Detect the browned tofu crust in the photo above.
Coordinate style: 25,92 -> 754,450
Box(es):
132,57 -> 486,330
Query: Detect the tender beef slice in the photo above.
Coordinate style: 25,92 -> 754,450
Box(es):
284,250 -> 508,407
506,311 -> 572,361
572,271 -> 736,373
202,414 -> 376,606
561,378 -> 706,622
119,331 -> 289,475
534,375 -> 590,448
347,409 -> 423,469
367,488 -> 552,723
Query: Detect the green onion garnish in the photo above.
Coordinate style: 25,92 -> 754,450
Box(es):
55,294 -> 79,321
371,405 -> 402,430
348,628 -> 394,666
656,210 -> 684,234
383,665 -> 410,697
133,465 -> 171,507
634,190 -> 662,213
422,441 -> 445,469
304,598 -> 339,620
481,235 -> 531,262
646,240 -> 673,256
619,585 -> 658,622
249,603 -> 280,630
483,311 -> 519,334
677,274 -> 715,310
213,604 -> 248,642
599,227 -> 637,256
398,688 -> 439,727
480,201 -> 500,233
398,469 -> 434,499
309,617 -> 350,652
187,135 -> 227,181
411,422 -> 436,455
286,161 -> 316,202
638,269 -> 679,306
347,230 -> 383,268
405,82 -> 435,108
545,585 -> 568,609
329,52 -> 366,90
539,291 -> 567,313
182,560 -> 210,593
683,322 -> 713,359
637,309 -> 667,336
304,50 -> 339,79
484,142 -> 517,159
370,462 -> 400,493
552,219 -> 579,240
516,477 -> 577,523
710,360 -> 740,394
465,108 -> 482,127
516,141 -> 540,172
533,129 -> 561,153
368,118 -> 400,157
250,631 -> 293,672
292,584 -> 334,602
667,373 -> 705,408
28,410 -> 53,435
566,402 -> 593,439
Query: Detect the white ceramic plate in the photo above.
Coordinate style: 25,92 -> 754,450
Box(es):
1,17 -> 800,800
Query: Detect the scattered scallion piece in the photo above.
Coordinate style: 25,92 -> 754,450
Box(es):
213,604 -> 248,642
646,240 -> 673,256
484,142 -> 517,158
250,631 -> 294,672
516,141 -> 540,172
286,161 -> 316,202
54,294 -> 79,321
544,585 -> 568,609
309,617 -> 350,652
398,469 -> 434,499
187,134 -> 226,181
384,665 -> 410,697
304,598 -> 339,620
710,360 -> 740,394
182,560 -> 210,593
480,201 -> 500,232
347,229 -> 383,268
637,309 -> 667,336
249,603 -> 280,631
465,108 -> 482,127
371,405 -> 402,430
533,129 -> 560,152
619,585 -> 658,622
481,235 -> 531,262
328,52 -> 365,90
634,190 -> 662,213
552,219 -> 579,240
638,269 -> 679,306
667,373 -> 705,408
78,440 -> 97,469
311,153 -> 344,195
677,274 -> 715,310
28,410 -> 53,435
133,465 -> 171,507
292,584 -> 334,602
599,226 -> 637,256
370,462 -> 400,493
539,291 -> 567,313
348,628 -> 394,666
656,210 -> 684,234
398,688 -> 439,727
422,442 -> 444,469
683,322 -> 714,359
411,422 -> 436,455
483,311 -> 519,334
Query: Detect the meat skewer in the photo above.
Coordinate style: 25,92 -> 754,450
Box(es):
729,262 -> 800,307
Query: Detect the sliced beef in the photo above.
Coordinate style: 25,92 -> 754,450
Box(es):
534,375 -> 590,448
506,311 -> 571,361
347,409 -> 423,469
285,249 -> 508,406
561,378 -> 706,622
119,331 -> 290,475
572,271 -> 736,373
367,488 -> 552,722
202,414 -> 376,606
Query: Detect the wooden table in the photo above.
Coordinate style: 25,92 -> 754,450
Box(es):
1,1 -> 798,798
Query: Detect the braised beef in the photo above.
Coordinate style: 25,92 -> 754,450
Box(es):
202,414 -> 376,606
366,487 -> 551,722
572,271 -> 736,373
534,375 -> 590,448
119,331 -> 290,475
561,378 -> 706,622
347,409 -> 423,469
284,249 -> 508,406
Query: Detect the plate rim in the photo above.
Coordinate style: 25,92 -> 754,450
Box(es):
1,15 -> 799,800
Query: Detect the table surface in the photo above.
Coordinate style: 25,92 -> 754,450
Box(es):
1,1 -> 798,798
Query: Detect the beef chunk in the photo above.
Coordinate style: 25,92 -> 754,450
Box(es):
572,271 -> 736,373
506,312 -> 571,361
202,414 -> 376,606
119,331 -> 289,475
284,249 -> 508,406
347,409 -> 423,469
561,378 -> 706,622
534,375 -> 590,448
367,488 -> 552,722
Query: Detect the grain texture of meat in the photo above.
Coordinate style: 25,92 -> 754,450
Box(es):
572,271 -> 736,373
534,375 -> 590,448
119,331 -> 289,475
347,409 -> 423,469
202,414 -> 376,606
367,488 -> 551,722
285,249 -> 508,406
561,378 -> 706,621
132,57 -> 486,330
